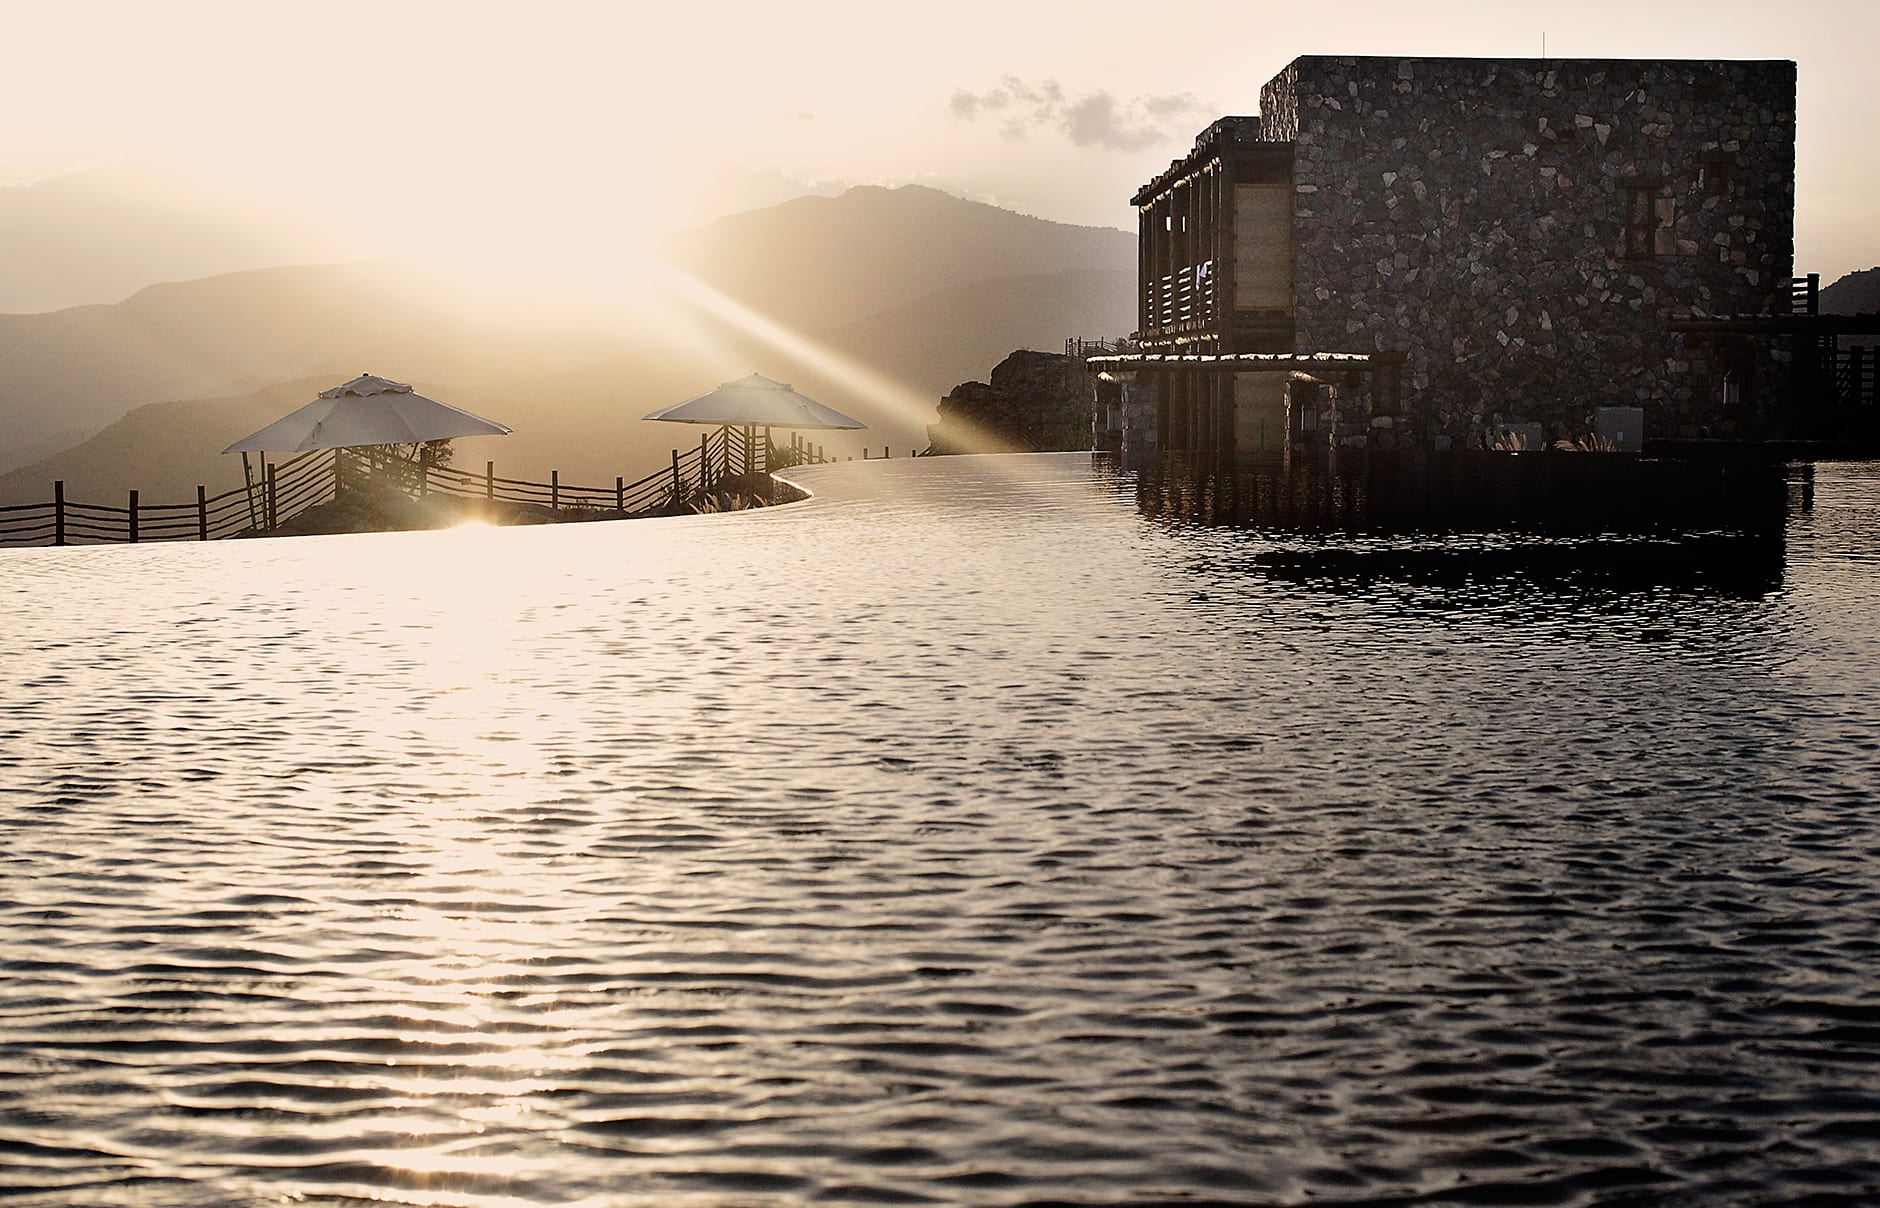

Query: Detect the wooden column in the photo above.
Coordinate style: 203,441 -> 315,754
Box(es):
1138,204 -> 1152,335
128,490 -> 139,543
197,485 -> 208,541
1216,162 -> 1237,354
53,481 -> 64,546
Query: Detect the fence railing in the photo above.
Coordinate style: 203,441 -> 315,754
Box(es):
0,447 -> 335,548
0,426 -> 841,549
1065,336 -> 1138,358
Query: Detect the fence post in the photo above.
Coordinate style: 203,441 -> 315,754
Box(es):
128,490 -> 139,543
485,460 -> 494,501
54,480 -> 65,546
615,475 -> 625,513
197,485 -> 208,541
700,433 -> 710,490
551,469 -> 560,511
266,464 -> 279,531
671,449 -> 682,501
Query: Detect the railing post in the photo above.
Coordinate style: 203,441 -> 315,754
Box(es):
485,460 -> 495,500
197,485 -> 208,541
54,480 -> 65,546
266,464 -> 279,531
671,448 -> 682,501
615,475 -> 625,513
700,433 -> 710,489
128,490 -> 139,543
551,469 -> 560,511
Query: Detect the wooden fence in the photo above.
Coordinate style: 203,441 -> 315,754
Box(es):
0,425 -> 845,549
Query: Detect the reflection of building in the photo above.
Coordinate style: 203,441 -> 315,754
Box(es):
1096,55 -> 1801,465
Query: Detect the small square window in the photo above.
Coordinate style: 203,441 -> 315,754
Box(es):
1624,179 -> 1673,259
1700,152 -> 1733,195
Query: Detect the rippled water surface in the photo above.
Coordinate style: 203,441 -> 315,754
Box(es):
3,453 -> 1878,1207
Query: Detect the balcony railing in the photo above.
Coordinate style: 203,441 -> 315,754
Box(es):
1148,260 -> 1215,331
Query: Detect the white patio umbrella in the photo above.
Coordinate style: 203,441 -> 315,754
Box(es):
644,373 -> 864,494
224,373 -> 512,453
222,373 -> 512,531
641,373 -> 866,431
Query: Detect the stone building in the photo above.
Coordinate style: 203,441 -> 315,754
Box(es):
1102,55 -> 1799,462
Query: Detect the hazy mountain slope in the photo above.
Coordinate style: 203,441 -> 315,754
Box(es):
0,262 -> 515,474
1820,267 -> 1880,314
666,184 -> 1133,327
0,170 -> 345,313
815,268 -> 1135,394
0,379 -> 342,506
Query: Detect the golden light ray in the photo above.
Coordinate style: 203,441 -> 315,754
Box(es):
646,262 -> 1035,455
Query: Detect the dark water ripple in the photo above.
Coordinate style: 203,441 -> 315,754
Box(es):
2,454 -> 1878,1206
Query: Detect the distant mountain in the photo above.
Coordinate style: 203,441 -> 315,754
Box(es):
0,185 -> 1137,503
0,170 -> 346,313
1820,267 -> 1880,315
666,184 -> 1134,331
816,268 -> 1135,394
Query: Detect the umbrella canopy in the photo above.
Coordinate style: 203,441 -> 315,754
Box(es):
223,373 -> 513,453
642,373 -> 866,430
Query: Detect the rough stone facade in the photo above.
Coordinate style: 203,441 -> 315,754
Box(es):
927,350 -> 1096,455
1262,56 -> 1797,447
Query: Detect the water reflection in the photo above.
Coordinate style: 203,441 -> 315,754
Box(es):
1223,531 -> 1787,600
1136,447 -> 1798,536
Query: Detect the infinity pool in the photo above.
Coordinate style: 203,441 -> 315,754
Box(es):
2,453 -> 1877,1206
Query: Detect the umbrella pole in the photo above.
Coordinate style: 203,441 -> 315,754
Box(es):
743,423 -> 755,507
240,452 -> 259,531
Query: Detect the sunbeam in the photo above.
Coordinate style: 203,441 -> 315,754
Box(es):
647,262 -> 1034,458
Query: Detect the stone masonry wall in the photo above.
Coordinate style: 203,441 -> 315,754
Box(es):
1261,56 -> 1796,447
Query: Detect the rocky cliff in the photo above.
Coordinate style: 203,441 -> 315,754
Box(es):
1821,267 -> 1880,315
926,350 -> 1094,455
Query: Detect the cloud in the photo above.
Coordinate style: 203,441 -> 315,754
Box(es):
949,77 -> 1205,151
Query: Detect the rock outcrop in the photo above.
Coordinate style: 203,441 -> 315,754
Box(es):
927,350 -> 1095,455
1821,267 -> 1880,316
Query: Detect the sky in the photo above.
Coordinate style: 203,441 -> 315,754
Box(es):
4,0 -> 1878,287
